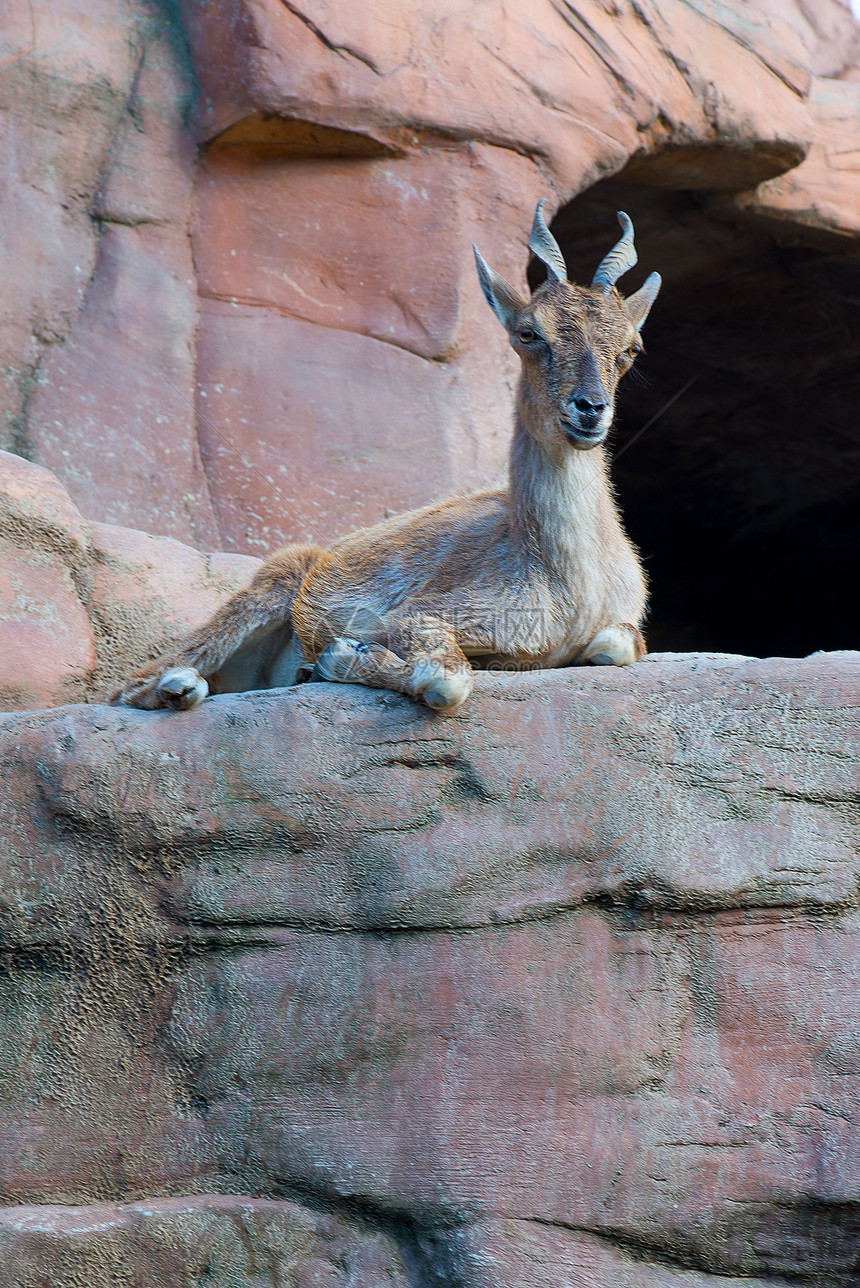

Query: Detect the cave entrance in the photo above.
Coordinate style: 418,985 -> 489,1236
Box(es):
537,180 -> 860,657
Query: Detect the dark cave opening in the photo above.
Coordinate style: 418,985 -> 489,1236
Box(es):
533,181 -> 860,657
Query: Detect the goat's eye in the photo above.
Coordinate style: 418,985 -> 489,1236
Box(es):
517,328 -> 537,344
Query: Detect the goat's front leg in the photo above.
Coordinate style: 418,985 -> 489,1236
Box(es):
313,613 -> 473,714
580,622 -> 646,667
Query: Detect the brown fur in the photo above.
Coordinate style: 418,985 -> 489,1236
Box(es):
111,220 -> 659,715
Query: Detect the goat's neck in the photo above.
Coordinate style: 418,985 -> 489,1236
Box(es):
506,400 -> 611,578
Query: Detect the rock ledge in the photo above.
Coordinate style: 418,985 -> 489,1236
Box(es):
0,653 -> 857,1284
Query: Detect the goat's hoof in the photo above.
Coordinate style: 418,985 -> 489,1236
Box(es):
410,661 -> 472,714
581,624 -> 642,668
313,638 -> 366,683
157,667 -> 209,710
589,652 -> 615,666
422,680 -> 469,712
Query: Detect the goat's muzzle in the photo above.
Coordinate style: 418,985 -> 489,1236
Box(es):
559,407 -> 611,449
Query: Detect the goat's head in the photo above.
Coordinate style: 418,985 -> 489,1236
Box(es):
474,201 -> 661,450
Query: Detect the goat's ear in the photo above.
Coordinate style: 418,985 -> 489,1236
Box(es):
473,245 -> 526,332
624,271 -> 662,330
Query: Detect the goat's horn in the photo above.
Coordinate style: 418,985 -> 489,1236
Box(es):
592,211 -> 638,293
529,199 -> 567,283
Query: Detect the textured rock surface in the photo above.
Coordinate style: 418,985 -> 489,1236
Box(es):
2,0 -> 858,557
1,2 -> 219,547
0,654 -> 857,1283
735,73 -> 860,235
0,1197 -> 413,1288
1,4 -> 860,1283
0,449 -> 258,709
0,448 -> 94,709
175,0 -> 821,552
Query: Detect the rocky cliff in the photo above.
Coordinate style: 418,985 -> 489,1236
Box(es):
0,652 -> 858,1285
2,0 -> 859,655
0,2 -> 859,1284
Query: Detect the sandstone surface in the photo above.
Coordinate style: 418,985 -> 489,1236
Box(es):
0,1197 -> 413,1288
1,3 -> 859,1283
0,449 -> 258,709
734,73 -> 860,235
2,0 -> 857,564
0,654 -> 857,1284
1,2 -> 219,547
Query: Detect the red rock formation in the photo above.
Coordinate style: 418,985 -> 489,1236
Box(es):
1,5 -> 860,1283
4,0 -> 858,560
0,450 -> 257,709
0,654 -> 857,1283
0,1197 -> 413,1287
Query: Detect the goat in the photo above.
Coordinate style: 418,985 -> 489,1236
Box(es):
111,202 -> 661,716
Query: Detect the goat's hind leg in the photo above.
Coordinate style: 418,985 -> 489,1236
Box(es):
581,622 -> 646,667
110,544 -> 323,710
314,638 -> 411,692
313,613 -> 473,714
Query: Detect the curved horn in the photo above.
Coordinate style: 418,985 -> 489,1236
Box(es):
592,211 -> 638,293
529,199 -> 567,283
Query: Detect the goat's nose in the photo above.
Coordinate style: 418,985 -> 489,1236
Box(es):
573,395 -> 607,414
